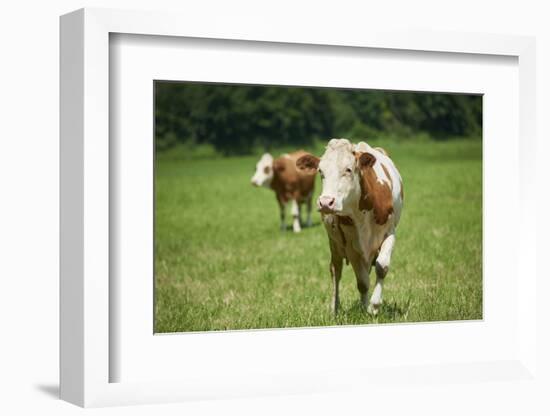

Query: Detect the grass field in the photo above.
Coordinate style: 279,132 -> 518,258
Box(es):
155,139 -> 482,333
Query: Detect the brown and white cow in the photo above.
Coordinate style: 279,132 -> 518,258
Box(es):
296,139 -> 403,314
251,150 -> 317,233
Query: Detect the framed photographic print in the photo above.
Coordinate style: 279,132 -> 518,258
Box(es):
152,81 -> 483,332
60,7 -> 539,408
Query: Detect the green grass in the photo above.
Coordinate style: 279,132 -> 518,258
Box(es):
155,139 -> 482,332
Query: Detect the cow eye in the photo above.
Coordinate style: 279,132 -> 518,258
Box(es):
345,168 -> 352,174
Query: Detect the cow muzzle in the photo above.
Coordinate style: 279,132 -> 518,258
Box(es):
318,195 -> 337,213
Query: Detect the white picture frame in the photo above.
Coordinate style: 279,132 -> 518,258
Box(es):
60,7 -> 538,408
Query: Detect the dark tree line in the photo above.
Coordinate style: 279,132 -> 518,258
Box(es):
155,81 -> 482,155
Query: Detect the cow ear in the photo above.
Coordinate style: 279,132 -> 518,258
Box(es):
357,152 -> 376,169
296,154 -> 320,173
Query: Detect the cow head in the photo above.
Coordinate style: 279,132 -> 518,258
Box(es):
251,153 -> 274,188
296,139 -> 375,215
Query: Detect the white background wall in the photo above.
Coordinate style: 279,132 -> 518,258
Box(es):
1,1 -> 548,415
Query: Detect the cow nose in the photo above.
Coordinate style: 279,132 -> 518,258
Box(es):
318,195 -> 336,211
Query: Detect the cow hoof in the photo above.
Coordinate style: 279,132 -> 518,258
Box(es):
367,303 -> 380,316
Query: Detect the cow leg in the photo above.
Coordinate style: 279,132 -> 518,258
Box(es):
306,195 -> 313,227
349,252 -> 371,308
369,234 -> 396,315
329,251 -> 343,314
291,199 -> 301,233
279,202 -> 287,231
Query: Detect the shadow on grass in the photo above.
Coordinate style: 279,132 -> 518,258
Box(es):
377,298 -> 412,321
335,298 -> 412,324
282,221 -> 322,232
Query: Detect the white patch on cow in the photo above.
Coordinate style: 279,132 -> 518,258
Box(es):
369,233 -> 396,314
373,162 -> 388,185
251,153 -> 274,188
376,233 -> 395,272
368,280 -> 384,312
291,199 -> 301,233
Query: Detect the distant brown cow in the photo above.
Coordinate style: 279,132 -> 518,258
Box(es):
251,150 -> 316,232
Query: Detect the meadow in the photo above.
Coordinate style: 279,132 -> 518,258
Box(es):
154,138 -> 482,333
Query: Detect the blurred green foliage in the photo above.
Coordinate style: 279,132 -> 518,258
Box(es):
155,82 -> 482,155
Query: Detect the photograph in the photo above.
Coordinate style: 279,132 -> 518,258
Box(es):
154,81 -> 482,333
